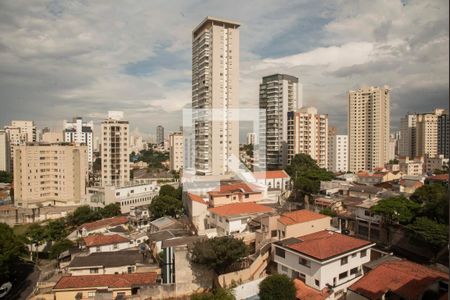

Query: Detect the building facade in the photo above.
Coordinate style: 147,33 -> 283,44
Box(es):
246,132 -> 256,145
101,111 -> 130,187
348,86 -> 390,172
64,117 -> 94,165
0,130 -> 10,172
287,107 -> 328,168
169,132 -> 184,172
156,125 -> 164,145
328,133 -> 348,173
399,114 -> 417,158
260,74 -> 299,169
192,17 -> 240,176
13,143 -> 88,208
438,111 -> 449,158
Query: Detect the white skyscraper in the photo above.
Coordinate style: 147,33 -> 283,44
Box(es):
169,132 -> 184,172
101,111 -> 130,187
260,74 -> 298,169
192,17 -> 240,176
328,133 -> 348,173
64,117 -> 94,165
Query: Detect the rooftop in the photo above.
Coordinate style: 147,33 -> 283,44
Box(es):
81,216 -> 128,231
294,279 -> 329,300
349,260 -> 448,299
349,185 -> 383,194
278,210 -> 329,226
83,234 -> 130,247
208,202 -> 273,218
426,174 -> 449,182
188,193 -> 208,205
252,170 -> 290,179
68,250 -> 150,269
150,216 -> 182,230
278,230 -> 374,261
208,182 -> 261,197
53,272 -> 157,290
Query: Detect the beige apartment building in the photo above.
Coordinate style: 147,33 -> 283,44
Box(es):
4,120 -> 37,172
287,107 -> 328,169
192,17 -> 240,176
415,109 -> 446,158
169,132 -> 183,172
101,111 -> 130,187
348,86 -> 390,172
0,130 -> 10,172
260,74 -> 299,169
13,143 -> 88,208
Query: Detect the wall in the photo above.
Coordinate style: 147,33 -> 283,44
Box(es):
68,265 -> 134,276
278,217 -> 331,239
232,277 -> 265,300
88,241 -> 131,253
210,192 -> 262,207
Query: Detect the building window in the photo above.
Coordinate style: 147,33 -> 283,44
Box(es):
275,247 -> 285,258
281,265 -> 288,272
339,271 -> 348,280
360,249 -> 367,257
350,267 -> 359,275
299,257 -> 310,268
315,279 -> 320,286
341,256 -> 348,265
90,268 -> 98,274
88,292 -> 95,297
128,266 -> 134,273
96,247 -> 101,252
271,230 -> 277,238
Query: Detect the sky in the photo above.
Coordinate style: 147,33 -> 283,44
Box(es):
0,0 -> 448,141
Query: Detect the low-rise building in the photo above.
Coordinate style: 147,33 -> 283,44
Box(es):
207,182 -> 264,207
207,202 -> 274,236
252,170 -> 291,192
425,154 -> 449,174
82,234 -> 131,253
149,216 -> 184,233
77,216 -> 128,238
347,260 -> 448,300
273,230 -> 375,299
356,171 -> 402,185
52,272 -> 157,300
67,250 -> 156,276
277,210 -> 332,240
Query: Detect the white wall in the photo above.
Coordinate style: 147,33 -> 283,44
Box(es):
87,241 -> 131,253
232,277 -> 265,300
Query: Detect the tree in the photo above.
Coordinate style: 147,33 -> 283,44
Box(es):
46,219 -> 67,241
0,223 -> 26,282
190,236 -> 248,274
319,208 -> 336,217
93,157 -> 101,172
149,195 -> 183,219
370,196 -> 419,225
0,171 -> 12,183
191,288 -> 235,300
67,205 -> 102,227
258,274 -> 296,300
285,154 -> 334,201
159,184 -> 182,199
407,217 -> 448,261
410,184 -> 449,224
100,203 -> 122,218
388,159 -> 399,164
24,223 -> 47,262
50,239 -> 74,259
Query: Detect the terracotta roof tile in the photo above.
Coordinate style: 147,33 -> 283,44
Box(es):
83,234 -> 130,247
208,182 -> 261,196
285,230 -> 373,260
188,193 -> 208,205
427,174 -> 449,182
278,210 -> 329,226
208,202 -> 273,217
294,279 -> 329,300
81,216 -> 128,231
349,260 -> 448,299
53,272 -> 157,290
253,170 -> 290,179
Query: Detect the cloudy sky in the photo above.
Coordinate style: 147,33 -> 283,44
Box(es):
0,0 -> 448,140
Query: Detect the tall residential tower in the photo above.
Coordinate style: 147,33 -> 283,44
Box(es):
63,117 -> 94,165
192,17 -> 240,176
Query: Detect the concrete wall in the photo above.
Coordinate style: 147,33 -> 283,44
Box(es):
210,192 -> 262,207
232,277 -> 265,300
87,241 -> 131,253
278,216 -> 331,239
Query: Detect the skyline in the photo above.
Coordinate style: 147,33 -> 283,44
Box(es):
0,0 -> 448,138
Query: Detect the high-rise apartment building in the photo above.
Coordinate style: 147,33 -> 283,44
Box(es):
169,132 -> 184,172
246,132 -> 256,145
348,86 -> 390,172
10,120 -> 36,142
260,74 -> 298,169
438,111 -> 449,158
328,131 -> 348,173
399,114 -> 417,158
156,125 -> 164,145
64,117 -> 94,165
287,107 -> 328,168
415,109 -> 443,158
13,143 -> 88,208
4,120 -> 37,172
101,111 -> 130,187
192,17 -> 240,176
0,130 -> 10,173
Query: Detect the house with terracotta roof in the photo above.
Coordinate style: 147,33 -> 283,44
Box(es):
82,234 -> 131,253
356,171 -> 402,185
184,192 -> 209,234
207,182 -> 264,207
52,272 -> 157,300
347,260 -> 448,300
273,230 -> 375,299
77,216 -> 129,238
207,202 -> 274,235
425,173 -> 449,186
252,170 -> 291,192
277,210 -> 332,240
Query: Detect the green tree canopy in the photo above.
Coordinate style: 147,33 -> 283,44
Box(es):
159,185 -> 177,197
100,203 -> 122,218
319,208 -> 336,217
407,217 -> 448,252
0,171 -> 12,183
285,154 -> 334,201
370,196 -> 420,225
258,274 -> 296,300
149,195 -> 183,219
46,219 -> 67,241
410,184 -> 449,224
50,239 -> 74,259
191,288 -> 235,300
190,236 -> 248,274
67,205 -> 102,227
0,223 -> 26,282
